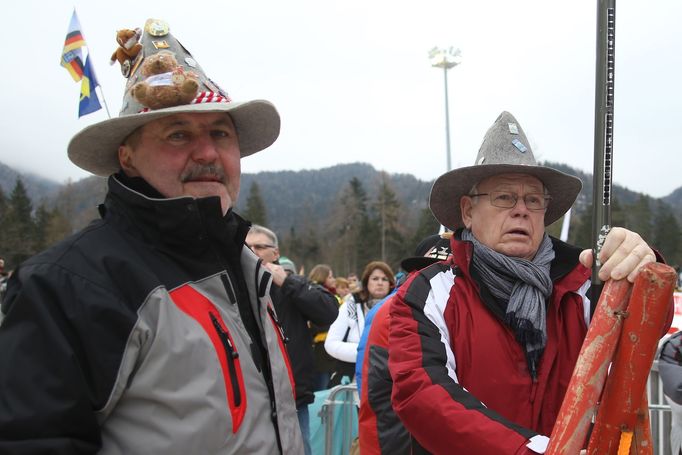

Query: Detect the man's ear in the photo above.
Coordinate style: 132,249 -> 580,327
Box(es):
460,196 -> 473,229
118,144 -> 138,175
273,248 -> 281,261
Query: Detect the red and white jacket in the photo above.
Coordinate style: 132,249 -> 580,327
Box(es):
359,297 -> 414,454
388,233 -> 593,454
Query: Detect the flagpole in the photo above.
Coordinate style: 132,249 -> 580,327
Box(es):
74,8 -> 111,119
95,86 -> 112,119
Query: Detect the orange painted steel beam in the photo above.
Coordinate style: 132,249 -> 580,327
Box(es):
587,263 -> 676,455
546,279 -> 633,455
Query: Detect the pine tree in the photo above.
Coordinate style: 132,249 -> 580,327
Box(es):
0,187 -> 7,261
297,226 -> 321,275
243,181 -> 268,226
0,186 -> 7,220
33,204 -> 51,253
329,177 -> 370,276
570,198 -> 627,250
40,206 -> 73,251
652,201 -> 682,266
411,205 -> 441,249
3,179 -> 36,267
625,195 -> 653,243
282,227 -> 302,267
570,211 -> 592,250
372,174 -> 406,268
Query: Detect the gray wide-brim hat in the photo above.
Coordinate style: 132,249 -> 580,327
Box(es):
68,19 -> 280,177
429,111 -> 582,230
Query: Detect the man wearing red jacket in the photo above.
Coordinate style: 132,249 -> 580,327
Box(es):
388,111 -> 666,454
358,233 -> 451,455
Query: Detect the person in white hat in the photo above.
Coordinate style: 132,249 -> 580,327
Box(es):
387,111 -> 666,454
0,19 -> 302,454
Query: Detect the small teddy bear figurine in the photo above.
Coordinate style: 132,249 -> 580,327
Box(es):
131,51 -> 200,110
110,28 -> 143,77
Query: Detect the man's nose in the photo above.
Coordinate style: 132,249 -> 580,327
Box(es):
191,134 -> 219,163
510,196 -> 531,216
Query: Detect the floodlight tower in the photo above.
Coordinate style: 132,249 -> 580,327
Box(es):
429,46 -> 462,172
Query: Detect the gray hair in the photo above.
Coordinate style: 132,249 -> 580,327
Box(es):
249,224 -> 279,247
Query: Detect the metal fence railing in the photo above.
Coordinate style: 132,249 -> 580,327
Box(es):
649,360 -> 673,455
312,365 -> 674,455
319,384 -> 358,455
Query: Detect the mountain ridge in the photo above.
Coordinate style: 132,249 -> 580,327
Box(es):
2,160 -> 681,236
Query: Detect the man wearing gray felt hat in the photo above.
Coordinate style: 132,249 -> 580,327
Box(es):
387,111 -> 663,454
0,18 -> 303,454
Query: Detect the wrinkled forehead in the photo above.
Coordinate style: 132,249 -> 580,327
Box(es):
145,112 -> 235,130
476,173 -> 545,192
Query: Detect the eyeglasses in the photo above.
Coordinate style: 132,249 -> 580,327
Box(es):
248,243 -> 276,250
468,191 -> 551,211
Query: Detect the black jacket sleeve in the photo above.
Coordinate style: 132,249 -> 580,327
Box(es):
280,275 -> 338,326
0,263 -> 109,454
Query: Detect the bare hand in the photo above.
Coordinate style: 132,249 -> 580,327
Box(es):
579,227 -> 656,283
263,263 -> 288,287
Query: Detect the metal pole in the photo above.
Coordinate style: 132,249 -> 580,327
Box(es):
443,65 -> 452,172
591,0 -> 616,303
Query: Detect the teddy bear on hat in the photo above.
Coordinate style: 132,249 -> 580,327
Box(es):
131,51 -> 200,110
110,28 -> 143,77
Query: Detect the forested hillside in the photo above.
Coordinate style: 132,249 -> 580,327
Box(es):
1,161 -> 680,275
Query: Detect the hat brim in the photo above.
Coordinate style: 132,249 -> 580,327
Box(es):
429,164 -> 582,230
68,99 -> 280,176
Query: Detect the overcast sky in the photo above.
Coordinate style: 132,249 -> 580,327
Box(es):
2,0 -> 680,198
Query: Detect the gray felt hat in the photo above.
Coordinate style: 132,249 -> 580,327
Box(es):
68,18 -> 280,177
429,111 -> 582,230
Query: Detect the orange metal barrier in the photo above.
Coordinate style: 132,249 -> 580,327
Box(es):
547,263 -> 677,455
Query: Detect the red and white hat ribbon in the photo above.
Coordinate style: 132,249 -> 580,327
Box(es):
193,91 -> 231,104
139,91 -> 232,112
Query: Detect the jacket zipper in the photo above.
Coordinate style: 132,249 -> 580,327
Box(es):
266,306 -> 289,344
266,305 -> 296,401
210,312 -> 242,407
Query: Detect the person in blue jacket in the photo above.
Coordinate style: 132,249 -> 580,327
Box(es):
355,233 -> 452,394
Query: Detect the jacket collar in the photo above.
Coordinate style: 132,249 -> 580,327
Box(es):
450,228 -> 587,319
451,228 -> 583,281
99,172 -> 250,258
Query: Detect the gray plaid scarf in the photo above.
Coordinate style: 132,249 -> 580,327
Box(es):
461,229 -> 555,380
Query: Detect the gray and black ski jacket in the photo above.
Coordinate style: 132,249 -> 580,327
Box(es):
0,174 -> 303,454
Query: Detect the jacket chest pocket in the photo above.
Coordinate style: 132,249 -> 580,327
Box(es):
169,285 -> 247,433
209,311 -> 247,432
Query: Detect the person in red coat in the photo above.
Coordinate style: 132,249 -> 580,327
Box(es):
388,111 -> 664,454
358,233 -> 452,455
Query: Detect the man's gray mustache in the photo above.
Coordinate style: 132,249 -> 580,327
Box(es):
181,164 -> 226,183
